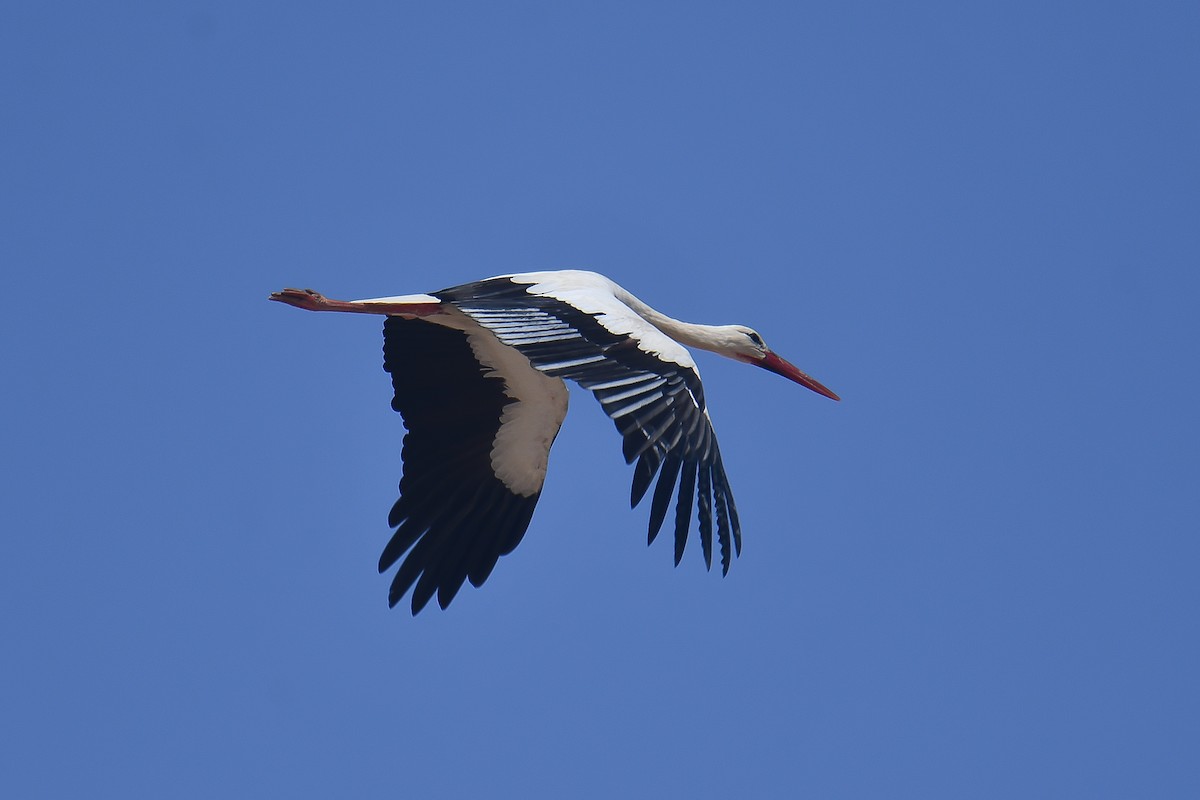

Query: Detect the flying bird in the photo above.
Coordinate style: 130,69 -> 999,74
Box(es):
270,270 -> 838,614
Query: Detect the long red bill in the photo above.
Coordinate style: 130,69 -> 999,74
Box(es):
758,352 -> 841,401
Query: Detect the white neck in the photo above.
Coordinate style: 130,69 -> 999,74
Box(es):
615,288 -> 735,354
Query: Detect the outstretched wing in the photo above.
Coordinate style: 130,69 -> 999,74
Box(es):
436,275 -> 743,574
379,315 -> 568,614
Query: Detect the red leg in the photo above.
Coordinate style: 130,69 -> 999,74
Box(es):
269,288 -> 442,316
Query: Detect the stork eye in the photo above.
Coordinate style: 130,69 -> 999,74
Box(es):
747,332 -> 764,347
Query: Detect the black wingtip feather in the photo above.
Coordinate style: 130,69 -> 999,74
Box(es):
379,514 -> 431,573
715,449 -> 742,558
438,572 -> 469,610
468,553 -> 501,588
630,453 -> 657,508
697,464 -> 714,571
388,537 -> 428,609
411,569 -> 439,615
647,456 -> 682,545
673,461 -> 697,567
712,468 -> 732,576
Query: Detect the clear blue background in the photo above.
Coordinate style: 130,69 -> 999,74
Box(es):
3,2 -> 1197,797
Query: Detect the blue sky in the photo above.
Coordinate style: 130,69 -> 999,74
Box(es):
3,2 -> 1197,797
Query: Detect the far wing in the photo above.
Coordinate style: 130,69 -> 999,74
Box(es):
379,316 -> 566,614
437,278 -> 742,574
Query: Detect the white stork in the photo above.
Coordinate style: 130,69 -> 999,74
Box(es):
270,270 -> 838,614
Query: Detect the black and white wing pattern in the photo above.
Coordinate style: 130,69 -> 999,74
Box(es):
379,315 -> 567,614
435,274 -> 743,574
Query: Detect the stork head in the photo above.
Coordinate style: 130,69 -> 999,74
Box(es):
725,325 -> 840,401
